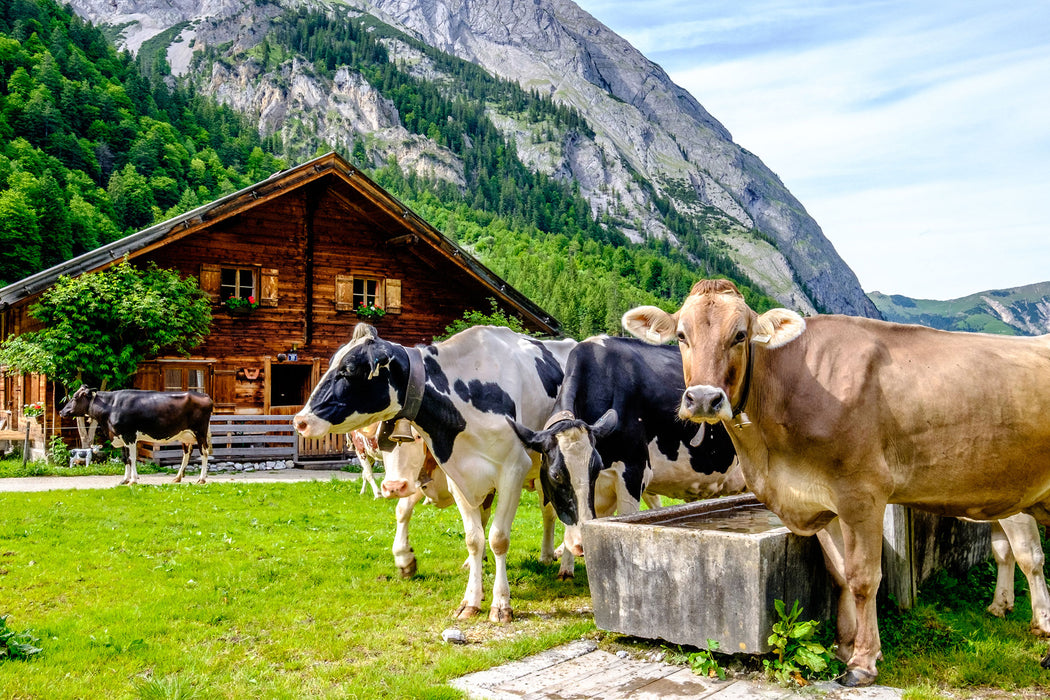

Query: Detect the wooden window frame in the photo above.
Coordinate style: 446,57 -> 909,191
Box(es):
161,364 -> 211,395
200,264 -> 279,308
335,274 -> 402,314
220,267 -> 257,303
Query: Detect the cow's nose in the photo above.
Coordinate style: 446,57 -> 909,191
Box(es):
381,479 -> 409,498
294,419 -> 309,434
682,387 -> 725,418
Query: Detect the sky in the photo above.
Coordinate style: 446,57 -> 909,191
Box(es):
573,0 -> 1050,300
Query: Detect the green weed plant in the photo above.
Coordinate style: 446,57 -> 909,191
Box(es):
0,615 -> 41,662
763,599 -> 835,685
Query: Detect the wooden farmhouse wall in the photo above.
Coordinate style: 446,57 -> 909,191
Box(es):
116,171 -> 552,414
1,153 -> 559,451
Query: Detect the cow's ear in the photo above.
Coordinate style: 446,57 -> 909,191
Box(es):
590,409 -> 619,441
622,306 -> 677,344
753,309 -> 806,348
507,417 -> 548,453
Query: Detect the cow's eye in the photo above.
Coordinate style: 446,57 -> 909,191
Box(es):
732,330 -> 747,345
676,331 -> 688,345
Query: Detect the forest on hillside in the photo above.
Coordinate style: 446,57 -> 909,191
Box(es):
0,0 -> 774,338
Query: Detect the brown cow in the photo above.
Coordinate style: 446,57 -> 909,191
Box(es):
623,278 -> 1050,686
59,386 -> 213,485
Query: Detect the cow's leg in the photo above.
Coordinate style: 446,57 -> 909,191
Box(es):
126,443 -> 140,485
541,502 -> 575,580
195,439 -> 209,484
462,493 -> 493,569
448,480 -> 486,619
487,480 -> 526,623
816,519 -> 856,663
394,489 -> 425,578
987,520 -> 1018,618
173,444 -> 191,483
119,446 -> 133,485
997,514 -> 1050,637
830,510 -> 886,687
641,492 -> 662,510
360,455 -> 381,497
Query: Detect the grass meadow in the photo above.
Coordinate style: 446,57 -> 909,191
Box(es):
2,467 -> 1050,699
0,478 -> 592,699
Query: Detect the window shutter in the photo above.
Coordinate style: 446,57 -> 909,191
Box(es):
200,264 -> 221,302
385,278 -> 402,314
335,274 -> 354,311
260,268 -> 279,307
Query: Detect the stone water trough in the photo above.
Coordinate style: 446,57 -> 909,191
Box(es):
581,492 -> 990,653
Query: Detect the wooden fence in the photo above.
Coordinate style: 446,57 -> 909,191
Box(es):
140,414 -> 353,467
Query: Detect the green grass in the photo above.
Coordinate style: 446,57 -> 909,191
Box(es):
3,462 -> 1050,698
0,480 -> 593,699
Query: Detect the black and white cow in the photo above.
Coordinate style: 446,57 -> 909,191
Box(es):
510,335 -> 744,556
294,323 -> 577,621
59,386 -> 213,485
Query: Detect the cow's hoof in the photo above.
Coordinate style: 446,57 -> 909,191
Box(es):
455,604 -> 481,619
987,602 -> 1012,618
172,476 -> 183,484
836,668 -> 877,687
120,478 -> 130,485
399,560 -> 418,579
556,570 -> 575,581
489,606 -> 513,623
196,479 -> 207,485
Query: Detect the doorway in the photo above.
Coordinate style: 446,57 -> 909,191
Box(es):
270,363 -> 312,409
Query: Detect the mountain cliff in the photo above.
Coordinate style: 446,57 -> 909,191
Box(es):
869,283 -> 1050,336
66,0 -> 880,318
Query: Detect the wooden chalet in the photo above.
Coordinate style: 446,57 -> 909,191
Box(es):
0,152 -> 560,461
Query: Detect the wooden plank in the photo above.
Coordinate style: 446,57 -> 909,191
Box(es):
520,657 -> 677,700
499,649 -> 621,696
630,668 -> 733,700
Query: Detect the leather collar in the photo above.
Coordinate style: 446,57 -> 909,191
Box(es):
397,346 -> 426,422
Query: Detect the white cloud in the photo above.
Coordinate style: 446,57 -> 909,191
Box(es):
575,0 -> 1050,298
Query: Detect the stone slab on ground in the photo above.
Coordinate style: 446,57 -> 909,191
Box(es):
450,640 -> 904,700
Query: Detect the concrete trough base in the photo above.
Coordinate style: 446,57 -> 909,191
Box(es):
581,493 -> 990,654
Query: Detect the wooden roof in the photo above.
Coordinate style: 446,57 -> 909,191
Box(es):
0,152 -> 560,335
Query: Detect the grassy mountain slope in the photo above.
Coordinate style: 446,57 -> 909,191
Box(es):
0,0 -> 775,339
869,282 -> 1050,336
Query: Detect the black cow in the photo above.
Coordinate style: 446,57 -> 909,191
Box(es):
59,386 -> 213,485
509,335 -> 743,556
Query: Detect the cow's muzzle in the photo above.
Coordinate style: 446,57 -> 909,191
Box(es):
294,411 -> 331,438
381,479 -> 412,499
680,385 -> 732,423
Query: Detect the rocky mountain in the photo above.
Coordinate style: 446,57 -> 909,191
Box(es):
66,0 -> 880,317
869,282 -> 1050,335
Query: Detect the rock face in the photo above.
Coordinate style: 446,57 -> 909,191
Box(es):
65,0 -> 880,317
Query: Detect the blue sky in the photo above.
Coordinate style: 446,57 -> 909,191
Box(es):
574,0 -> 1050,299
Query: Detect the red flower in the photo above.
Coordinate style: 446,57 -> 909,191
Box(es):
248,296 -> 256,304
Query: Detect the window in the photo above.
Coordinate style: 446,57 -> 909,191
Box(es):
200,264 -> 279,307
335,274 -> 402,313
353,278 -> 380,309
220,268 -> 255,302
164,367 -> 207,394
